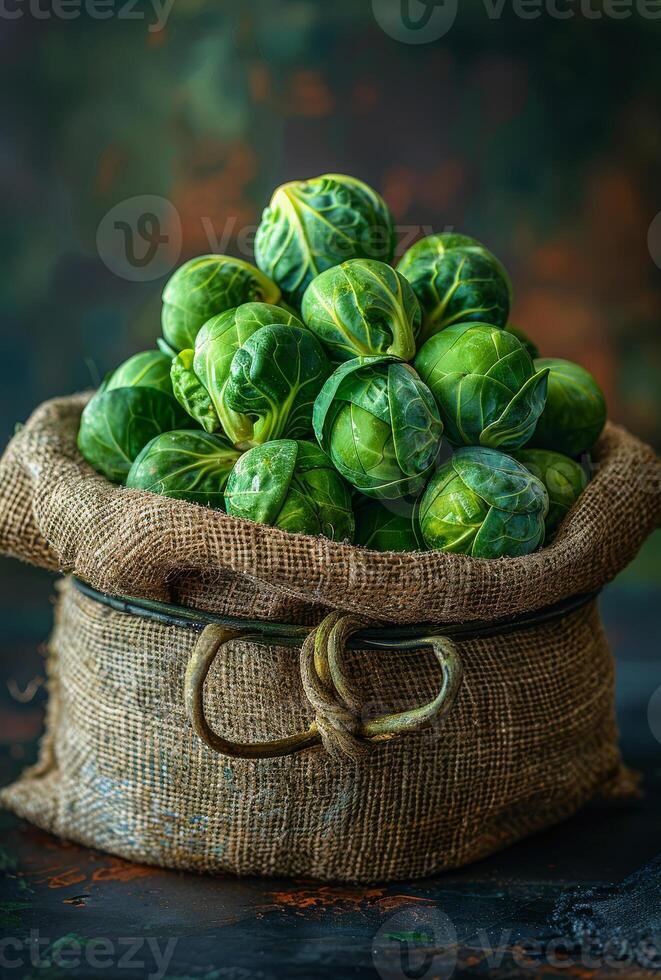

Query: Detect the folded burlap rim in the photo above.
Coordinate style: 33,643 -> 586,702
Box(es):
0,393 -> 659,625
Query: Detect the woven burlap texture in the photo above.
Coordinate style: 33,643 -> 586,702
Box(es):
0,581 -> 628,880
0,393 -> 659,880
0,393 -> 659,624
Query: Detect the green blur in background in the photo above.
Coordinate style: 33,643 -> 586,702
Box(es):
0,0 -> 659,592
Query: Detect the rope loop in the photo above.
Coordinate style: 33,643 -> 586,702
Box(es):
184,613 -> 463,761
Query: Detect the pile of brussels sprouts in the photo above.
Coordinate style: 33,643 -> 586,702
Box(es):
78,173 -> 607,559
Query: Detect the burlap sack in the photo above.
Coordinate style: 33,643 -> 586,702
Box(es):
0,394 -> 659,881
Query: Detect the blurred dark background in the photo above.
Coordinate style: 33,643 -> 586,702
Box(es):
0,0 -> 659,713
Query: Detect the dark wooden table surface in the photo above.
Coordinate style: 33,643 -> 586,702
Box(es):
1,566 -> 660,979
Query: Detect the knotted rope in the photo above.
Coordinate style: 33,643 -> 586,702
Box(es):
299,611 -> 373,761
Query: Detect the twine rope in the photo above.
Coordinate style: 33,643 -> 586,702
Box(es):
299,612 -> 373,761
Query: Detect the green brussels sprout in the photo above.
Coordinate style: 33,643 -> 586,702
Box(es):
414,323 -> 549,450
505,323 -> 539,359
301,259 -> 421,362
531,358 -> 607,457
354,499 -> 424,552
512,448 -> 588,539
419,447 -> 549,558
161,254 -> 281,352
78,387 -> 189,484
171,348 -> 217,434
313,356 -> 444,500
223,324 -> 331,449
255,174 -> 395,307
225,439 -> 354,541
126,430 -> 240,509
173,317 -> 330,450
397,233 -> 512,343
106,350 -> 174,396
171,302 -> 303,436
